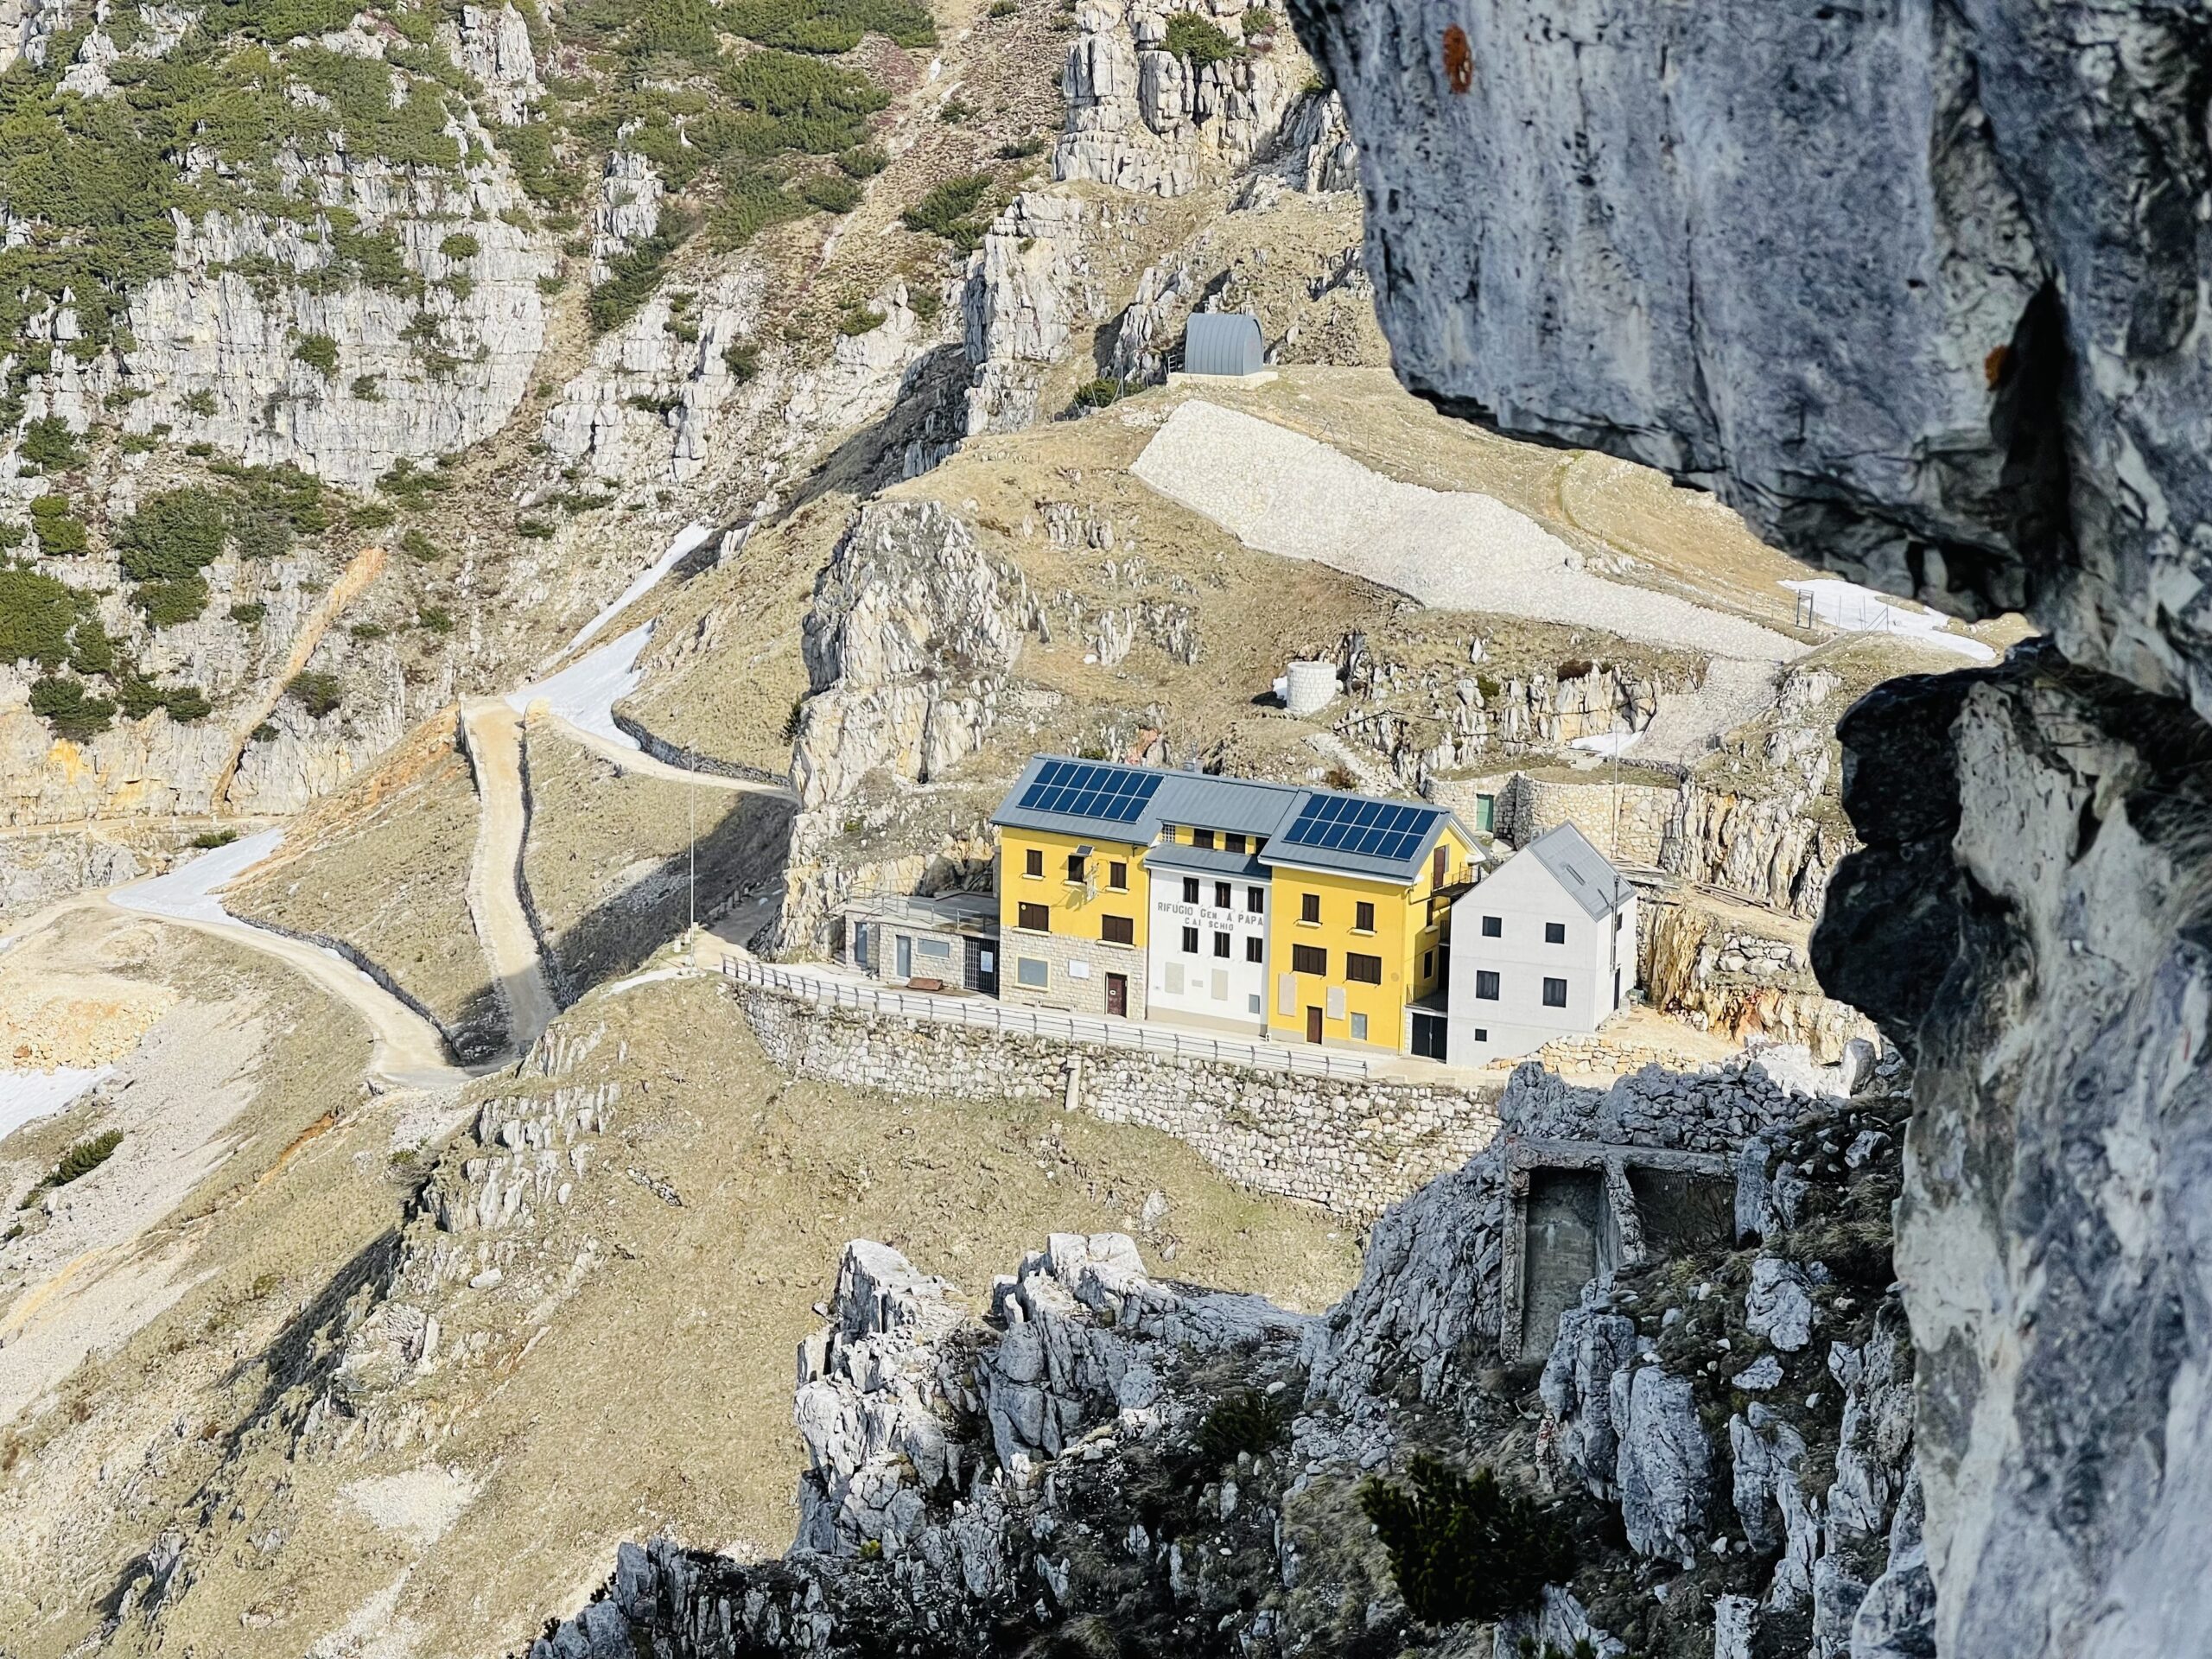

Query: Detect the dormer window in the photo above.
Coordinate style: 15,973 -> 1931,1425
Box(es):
1194,829 -> 1216,849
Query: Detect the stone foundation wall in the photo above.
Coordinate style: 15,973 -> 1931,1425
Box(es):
733,985 -> 1502,1217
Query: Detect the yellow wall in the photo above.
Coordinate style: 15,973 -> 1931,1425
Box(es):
1264,823 -> 1475,1052
997,825 -> 1151,947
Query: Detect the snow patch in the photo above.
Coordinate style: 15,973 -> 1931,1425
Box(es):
505,623 -> 652,752
1783,578 -> 1996,661
565,521 -> 714,654
111,830 -> 285,925
0,1066 -> 111,1147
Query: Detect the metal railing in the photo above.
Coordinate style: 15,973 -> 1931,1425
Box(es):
720,955 -> 1376,1080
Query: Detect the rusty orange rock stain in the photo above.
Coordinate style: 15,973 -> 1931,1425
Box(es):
1443,24 -> 1474,94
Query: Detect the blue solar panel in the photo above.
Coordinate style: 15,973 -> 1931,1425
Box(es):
1281,793 -> 1441,865
1017,760 -> 1160,824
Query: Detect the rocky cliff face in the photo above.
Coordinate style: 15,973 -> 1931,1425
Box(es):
533,1057 -> 1919,1659
1290,3 -> 2212,1653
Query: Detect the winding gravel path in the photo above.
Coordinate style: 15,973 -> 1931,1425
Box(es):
458,699 -> 561,1052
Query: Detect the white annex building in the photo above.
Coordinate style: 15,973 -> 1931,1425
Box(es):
1445,823 -> 1637,1067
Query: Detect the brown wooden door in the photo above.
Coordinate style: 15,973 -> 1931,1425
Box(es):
1305,1005 -> 1323,1044
1105,973 -> 1128,1017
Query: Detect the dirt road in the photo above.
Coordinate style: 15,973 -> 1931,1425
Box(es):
459,699 -> 561,1051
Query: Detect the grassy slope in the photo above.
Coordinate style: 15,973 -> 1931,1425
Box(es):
226,713 -> 504,1059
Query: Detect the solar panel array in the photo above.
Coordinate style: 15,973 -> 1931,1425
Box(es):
1280,795 -> 1440,864
1016,760 -> 1162,824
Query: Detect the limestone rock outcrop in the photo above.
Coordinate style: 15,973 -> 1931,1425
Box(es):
1288,3 -> 2212,1651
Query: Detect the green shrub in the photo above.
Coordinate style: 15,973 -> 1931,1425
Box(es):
909,283 -> 943,323
723,340 -> 762,383
709,168 -> 807,251
900,173 -> 995,249
118,675 -> 165,720
719,50 -> 888,155
350,502 -> 397,531
29,496 -> 89,556
0,567 -> 96,669
181,390 -> 218,418
1074,376 -> 1123,408
250,721 -> 277,743
230,511 -> 293,562
135,575 -> 210,627
516,518 -> 555,539
228,601 -> 266,625
400,528 -> 441,563
20,1129 -> 123,1203
378,460 -> 452,506
118,488 -> 228,582
162,684 -> 212,722
350,622 -> 386,639
1163,10 -> 1239,64
837,304 -> 886,335
19,416 -> 81,470
190,828 -> 238,849
1193,1388 -> 1289,1464
988,0 -> 1017,16
497,119 -> 583,206
214,461 -> 327,534
722,0 -> 937,54
66,616 -> 114,677
293,332 -> 340,377
29,677 -> 116,741
1358,1458 -> 1573,1628
439,232 -> 482,260
616,0 -> 722,60
803,172 -> 862,213
416,604 -> 454,634
997,134 -> 1047,159
937,95 -> 976,124
837,144 -> 889,178
588,205 -> 698,334
288,671 -> 343,718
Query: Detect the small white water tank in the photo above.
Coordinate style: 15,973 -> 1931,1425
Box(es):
1284,659 -> 1338,718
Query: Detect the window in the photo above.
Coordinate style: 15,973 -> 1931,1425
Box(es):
1226,833 -> 1247,854
1016,957 -> 1049,988
1350,1013 -> 1369,1041
1182,876 -> 1200,904
1346,951 -> 1382,984
1018,902 -> 1051,932
1194,828 -> 1216,849
1214,880 -> 1232,909
1481,914 -> 1502,938
1476,970 -> 1500,1001
1422,949 -> 1434,981
1545,921 -> 1567,944
1245,936 -> 1263,963
1615,911 -> 1624,933
1102,914 -> 1134,945
1066,852 -> 1085,882
1292,944 -> 1328,976
1543,976 -> 1568,1008
1181,925 -> 1199,953
1473,1026 -> 1488,1043
1355,899 -> 1376,932
1248,993 -> 1262,1014
1213,931 -> 1231,958
1024,848 -> 1043,878
917,937 -> 952,959
1245,887 -> 1264,914
1300,893 -> 1321,925
1109,860 -> 1128,891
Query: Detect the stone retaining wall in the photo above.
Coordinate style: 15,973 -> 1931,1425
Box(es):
733,985 -> 1504,1217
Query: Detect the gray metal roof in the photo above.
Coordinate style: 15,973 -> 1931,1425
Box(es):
1141,842 -> 1271,880
1150,771 -> 1304,838
1183,311 -> 1265,377
992,754 -> 1469,885
1525,822 -> 1630,920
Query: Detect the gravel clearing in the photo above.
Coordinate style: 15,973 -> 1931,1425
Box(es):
1133,401 -> 1802,664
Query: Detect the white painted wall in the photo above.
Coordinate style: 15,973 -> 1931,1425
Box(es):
1147,869 -> 1269,1028
1444,854 -> 1635,1065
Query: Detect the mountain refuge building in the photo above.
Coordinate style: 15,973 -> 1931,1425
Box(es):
990,757 -> 1476,1058
1443,822 -> 1637,1066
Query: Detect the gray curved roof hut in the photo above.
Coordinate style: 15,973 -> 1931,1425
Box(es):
1182,311 -> 1266,378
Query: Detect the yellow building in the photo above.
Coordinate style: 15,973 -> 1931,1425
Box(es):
991,756 -> 1474,1056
